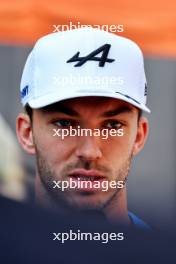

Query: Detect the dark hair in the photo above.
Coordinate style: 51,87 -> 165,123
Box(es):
25,104 -> 33,121
25,104 -> 143,122
138,109 -> 143,121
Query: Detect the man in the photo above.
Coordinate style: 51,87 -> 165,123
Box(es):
16,28 -> 150,229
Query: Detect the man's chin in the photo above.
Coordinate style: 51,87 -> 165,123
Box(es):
64,191 -> 112,211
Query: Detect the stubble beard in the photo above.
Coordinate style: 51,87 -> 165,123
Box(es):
35,147 -> 132,213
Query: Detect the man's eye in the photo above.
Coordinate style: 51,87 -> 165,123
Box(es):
54,120 -> 74,128
104,120 -> 122,129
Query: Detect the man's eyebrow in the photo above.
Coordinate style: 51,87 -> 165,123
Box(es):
43,105 -> 79,116
101,106 -> 133,117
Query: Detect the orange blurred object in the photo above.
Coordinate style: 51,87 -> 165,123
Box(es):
0,0 -> 175,57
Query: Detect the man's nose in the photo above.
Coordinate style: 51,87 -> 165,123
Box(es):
75,136 -> 103,161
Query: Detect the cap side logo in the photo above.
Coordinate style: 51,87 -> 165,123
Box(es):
67,44 -> 115,67
144,83 -> 147,96
21,85 -> 29,99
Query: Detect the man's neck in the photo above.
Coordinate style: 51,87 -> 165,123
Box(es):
103,187 -> 130,226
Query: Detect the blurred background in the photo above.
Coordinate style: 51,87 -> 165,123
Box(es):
0,0 -> 175,229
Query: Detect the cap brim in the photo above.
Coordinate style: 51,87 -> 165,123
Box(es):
28,92 -> 151,113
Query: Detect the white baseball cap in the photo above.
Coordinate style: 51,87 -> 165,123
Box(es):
20,27 -> 150,113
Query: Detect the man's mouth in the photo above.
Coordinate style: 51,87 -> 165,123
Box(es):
69,168 -> 105,180
68,169 -> 106,192
73,176 -> 103,181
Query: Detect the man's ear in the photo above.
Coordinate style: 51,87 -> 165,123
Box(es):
16,113 -> 36,155
132,116 -> 149,156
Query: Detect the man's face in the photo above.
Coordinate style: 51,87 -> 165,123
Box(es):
17,97 -> 148,211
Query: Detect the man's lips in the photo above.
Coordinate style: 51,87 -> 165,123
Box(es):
67,169 -> 106,192
68,169 -> 105,181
